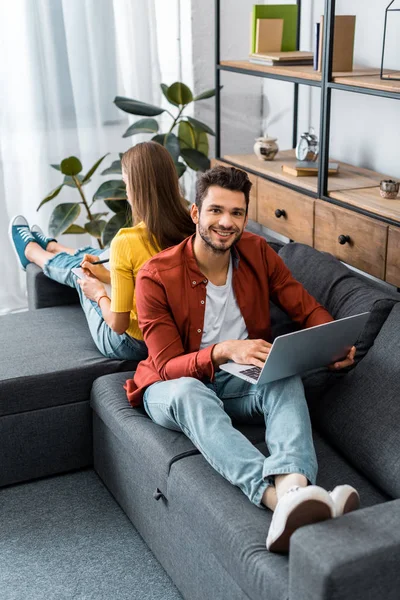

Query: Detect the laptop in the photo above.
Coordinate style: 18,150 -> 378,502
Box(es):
220,312 -> 370,385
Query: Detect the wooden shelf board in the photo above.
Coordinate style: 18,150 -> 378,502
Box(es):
220,61 -> 382,84
222,150 -> 387,194
333,73 -> 400,94
329,187 -> 400,224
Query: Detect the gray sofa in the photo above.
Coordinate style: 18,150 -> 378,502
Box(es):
1,242 -> 400,600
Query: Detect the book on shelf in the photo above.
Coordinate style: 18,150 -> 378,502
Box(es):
250,5 -> 298,54
248,51 -> 313,67
255,18 -> 284,53
282,162 -> 340,177
317,15 -> 356,72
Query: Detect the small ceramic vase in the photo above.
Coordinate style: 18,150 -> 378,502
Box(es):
379,179 -> 399,199
253,136 -> 279,161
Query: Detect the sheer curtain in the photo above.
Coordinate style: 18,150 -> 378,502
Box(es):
0,0 -> 161,314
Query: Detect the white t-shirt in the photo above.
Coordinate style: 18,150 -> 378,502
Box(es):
199,257 -> 248,349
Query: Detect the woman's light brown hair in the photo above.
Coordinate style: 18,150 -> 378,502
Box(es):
121,141 -> 195,250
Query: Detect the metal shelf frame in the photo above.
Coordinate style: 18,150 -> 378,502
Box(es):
214,0 -> 400,228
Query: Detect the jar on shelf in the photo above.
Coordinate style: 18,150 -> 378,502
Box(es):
253,136 -> 279,161
380,179 -> 399,199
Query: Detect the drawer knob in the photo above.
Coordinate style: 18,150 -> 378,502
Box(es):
275,209 -> 286,218
338,234 -> 351,245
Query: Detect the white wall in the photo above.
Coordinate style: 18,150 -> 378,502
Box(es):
191,0 -> 400,180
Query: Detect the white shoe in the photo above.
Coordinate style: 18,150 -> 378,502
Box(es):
266,485 -> 334,553
329,485 -> 360,517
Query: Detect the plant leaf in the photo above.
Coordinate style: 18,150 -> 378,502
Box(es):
63,174 -> 88,188
186,116 -> 215,136
91,212 -> 109,220
85,220 -> 107,238
195,131 -> 209,156
114,96 -> 165,116
101,159 -> 122,176
60,156 -> 82,176
178,121 -> 197,150
180,148 -> 210,172
93,180 -> 127,201
48,203 -> 81,237
102,212 -> 131,247
82,154 -> 109,183
104,199 -> 130,214
160,83 -> 179,108
63,224 -> 87,234
167,82 -> 193,106
122,118 -> 159,138
152,133 -> 181,163
193,88 -> 217,101
37,184 -> 64,210
175,162 -> 187,178
50,164 -> 62,171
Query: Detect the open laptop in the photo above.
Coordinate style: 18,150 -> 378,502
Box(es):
220,312 -> 370,385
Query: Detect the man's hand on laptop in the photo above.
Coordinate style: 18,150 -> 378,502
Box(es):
212,339 -> 272,369
328,346 -> 356,371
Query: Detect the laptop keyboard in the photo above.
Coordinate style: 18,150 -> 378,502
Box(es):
239,366 -> 261,381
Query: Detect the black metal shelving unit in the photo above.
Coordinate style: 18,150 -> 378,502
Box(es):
214,0 -> 400,228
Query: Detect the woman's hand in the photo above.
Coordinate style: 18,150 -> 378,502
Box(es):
77,274 -> 107,303
80,254 -> 111,284
328,346 -> 356,371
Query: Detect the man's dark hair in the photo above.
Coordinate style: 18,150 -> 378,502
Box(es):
195,166 -> 252,214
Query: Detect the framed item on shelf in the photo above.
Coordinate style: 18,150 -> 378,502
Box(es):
380,0 -> 400,81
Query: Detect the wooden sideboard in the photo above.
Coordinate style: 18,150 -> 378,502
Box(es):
211,156 -> 400,288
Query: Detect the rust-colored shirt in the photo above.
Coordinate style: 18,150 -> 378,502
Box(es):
125,232 -> 333,406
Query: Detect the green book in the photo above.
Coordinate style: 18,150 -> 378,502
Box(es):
251,4 -> 298,54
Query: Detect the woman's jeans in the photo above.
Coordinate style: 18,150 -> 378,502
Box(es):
143,370 -> 318,507
43,246 -> 147,361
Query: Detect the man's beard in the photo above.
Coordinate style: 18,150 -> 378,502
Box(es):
197,222 -> 243,255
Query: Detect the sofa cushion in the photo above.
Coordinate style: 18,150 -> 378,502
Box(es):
308,302 -> 400,499
278,243 -> 399,364
0,306 -> 136,417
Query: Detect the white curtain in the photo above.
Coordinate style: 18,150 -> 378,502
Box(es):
0,0 -> 161,315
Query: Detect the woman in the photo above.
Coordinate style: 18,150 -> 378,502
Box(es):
9,142 -> 195,360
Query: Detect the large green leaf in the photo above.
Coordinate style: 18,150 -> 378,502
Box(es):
37,184 -> 64,210
101,159 -> 122,176
175,162 -> 187,178
167,82 -> 193,106
104,199 -> 130,214
160,83 -> 179,108
93,180 -> 126,201
82,154 -> 109,183
60,156 -> 82,176
193,88 -> 216,101
63,174 -> 88,188
102,212 -> 130,247
178,121 -> 196,150
180,148 -> 210,172
48,203 -> 81,237
50,164 -> 62,171
63,224 -> 86,234
122,118 -> 159,138
114,96 -> 165,116
186,116 -> 215,136
91,212 -> 109,220
85,220 -> 107,239
196,131 -> 209,156
152,133 -> 180,163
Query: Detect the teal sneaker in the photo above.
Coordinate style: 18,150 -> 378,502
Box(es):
31,224 -> 57,250
8,215 -> 36,270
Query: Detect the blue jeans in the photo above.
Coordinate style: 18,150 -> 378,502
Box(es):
143,370 -> 318,507
43,246 -> 147,361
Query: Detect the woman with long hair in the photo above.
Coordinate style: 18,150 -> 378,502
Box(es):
9,141 -> 195,360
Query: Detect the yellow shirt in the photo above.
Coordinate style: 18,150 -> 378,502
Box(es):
110,222 -> 160,339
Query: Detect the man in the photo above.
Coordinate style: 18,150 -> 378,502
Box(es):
126,166 -> 359,553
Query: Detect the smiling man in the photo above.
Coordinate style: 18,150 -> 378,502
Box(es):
126,165 -> 359,553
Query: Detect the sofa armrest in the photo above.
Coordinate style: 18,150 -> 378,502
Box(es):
289,499 -> 400,600
26,263 -> 79,310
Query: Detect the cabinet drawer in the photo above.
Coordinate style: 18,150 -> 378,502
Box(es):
386,226 -> 400,287
257,178 -> 314,245
210,159 -> 257,221
314,201 -> 387,279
